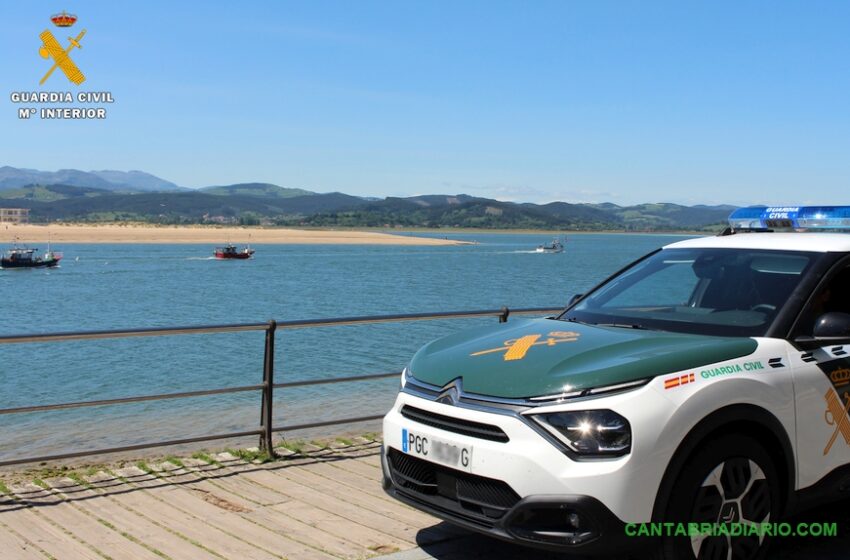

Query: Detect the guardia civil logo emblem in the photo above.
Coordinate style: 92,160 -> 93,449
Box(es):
39,11 -> 86,86
471,331 -> 581,362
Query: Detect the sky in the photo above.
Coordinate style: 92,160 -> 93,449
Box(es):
2,1 -> 850,206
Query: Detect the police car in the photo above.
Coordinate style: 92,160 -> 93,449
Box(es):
382,206 -> 850,559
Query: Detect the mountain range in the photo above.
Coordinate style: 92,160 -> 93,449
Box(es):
0,166 -> 737,231
0,166 -> 185,192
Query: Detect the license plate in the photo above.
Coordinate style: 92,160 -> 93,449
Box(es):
402,428 -> 473,471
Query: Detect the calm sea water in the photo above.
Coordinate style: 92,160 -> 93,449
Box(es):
0,232 -> 692,458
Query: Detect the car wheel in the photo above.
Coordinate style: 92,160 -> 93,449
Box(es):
657,434 -> 782,560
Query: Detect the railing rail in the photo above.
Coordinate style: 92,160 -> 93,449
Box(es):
0,306 -> 562,467
0,322 -> 270,345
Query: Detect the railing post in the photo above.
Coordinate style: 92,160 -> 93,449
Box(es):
499,306 -> 510,323
260,319 -> 277,455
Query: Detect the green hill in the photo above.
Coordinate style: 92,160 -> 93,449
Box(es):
0,183 -> 113,202
293,198 -> 611,229
0,181 -> 737,231
594,203 -> 733,230
199,183 -> 315,198
0,188 -> 368,224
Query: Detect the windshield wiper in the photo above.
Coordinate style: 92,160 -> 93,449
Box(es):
591,322 -> 649,330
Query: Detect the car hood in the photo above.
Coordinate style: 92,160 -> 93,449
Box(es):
408,318 -> 757,398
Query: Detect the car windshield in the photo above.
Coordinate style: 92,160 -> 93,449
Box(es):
562,247 -> 819,337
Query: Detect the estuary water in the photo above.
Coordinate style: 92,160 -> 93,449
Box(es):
0,232 -> 692,459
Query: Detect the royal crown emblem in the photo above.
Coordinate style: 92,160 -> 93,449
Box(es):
51,11 -> 77,28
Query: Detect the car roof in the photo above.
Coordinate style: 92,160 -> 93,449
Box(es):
664,232 -> 850,252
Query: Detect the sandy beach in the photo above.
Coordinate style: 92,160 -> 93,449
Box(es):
1,223 -> 465,245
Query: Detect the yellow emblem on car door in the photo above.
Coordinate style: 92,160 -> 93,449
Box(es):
824,387 -> 850,455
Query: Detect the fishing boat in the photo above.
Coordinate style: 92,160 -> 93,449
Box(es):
1,243 -> 63,269
214,244 -> 255,260
535,236 -> 565,254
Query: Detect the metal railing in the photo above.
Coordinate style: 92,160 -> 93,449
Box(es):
0,306 -> 562,467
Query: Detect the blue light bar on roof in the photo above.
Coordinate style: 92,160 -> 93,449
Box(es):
729,206 -> 850,230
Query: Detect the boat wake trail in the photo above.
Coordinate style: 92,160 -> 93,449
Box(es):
186,256 -> 217,261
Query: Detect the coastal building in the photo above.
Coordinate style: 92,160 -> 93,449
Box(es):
202,213 -> 238,224
0,208 -> 29,224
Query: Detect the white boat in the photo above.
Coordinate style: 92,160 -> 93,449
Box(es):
535,237 -> 565,253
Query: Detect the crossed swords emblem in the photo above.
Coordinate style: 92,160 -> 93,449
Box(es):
470,331 -> 580,361
823,387 -> 850,455
38,28 -> 87,85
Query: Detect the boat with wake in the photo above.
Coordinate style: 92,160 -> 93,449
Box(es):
214,244 -> 255,260
535,236 -> 565,254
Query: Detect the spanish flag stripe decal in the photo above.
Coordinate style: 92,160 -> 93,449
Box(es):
665,373 -> 695,390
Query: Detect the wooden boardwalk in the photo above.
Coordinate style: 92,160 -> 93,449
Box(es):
3,437 -> 847,560
0,439 -> 462,560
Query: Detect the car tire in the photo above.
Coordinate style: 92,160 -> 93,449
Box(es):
656,434 -> 782,560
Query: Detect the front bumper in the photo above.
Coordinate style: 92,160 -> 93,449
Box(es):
381,445 -> 639,554
380,388 -> 667,554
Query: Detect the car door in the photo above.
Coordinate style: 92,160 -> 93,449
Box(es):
790,261 -> 850,490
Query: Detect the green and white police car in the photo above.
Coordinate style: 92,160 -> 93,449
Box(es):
382,206 -> 850,559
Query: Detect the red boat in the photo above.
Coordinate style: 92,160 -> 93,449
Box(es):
214,244 -> 254,260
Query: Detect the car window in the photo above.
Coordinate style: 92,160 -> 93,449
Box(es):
603,259 -> 700,308
795,266 -> 850,336
564,248 -> 818,337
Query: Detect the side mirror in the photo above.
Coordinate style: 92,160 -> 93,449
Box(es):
814,312 -> 850,339
568,293 -> 583,307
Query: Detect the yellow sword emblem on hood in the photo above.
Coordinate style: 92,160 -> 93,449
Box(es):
470,331 -> 580,361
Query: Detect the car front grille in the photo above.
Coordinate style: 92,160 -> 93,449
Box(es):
387,448 -> 520,525
400,405 -> 509,443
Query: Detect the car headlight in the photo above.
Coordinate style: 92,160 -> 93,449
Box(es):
529,409 -> 631,457
400,366 -> 410,389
